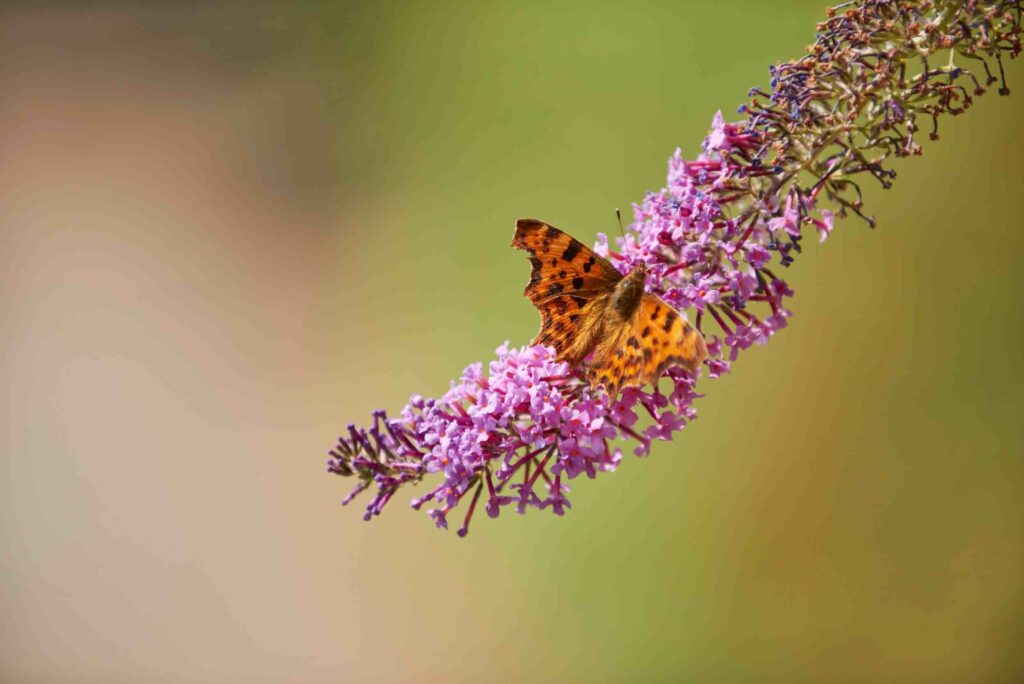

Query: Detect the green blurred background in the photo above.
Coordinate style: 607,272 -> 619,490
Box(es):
2,2 -> 1022,682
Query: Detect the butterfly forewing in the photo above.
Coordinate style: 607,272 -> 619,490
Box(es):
511,219 -> 622,364
511,219 -> 623,301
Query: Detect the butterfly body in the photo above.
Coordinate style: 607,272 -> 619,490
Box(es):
511,218 -> 706,395
609,261 -> 647,320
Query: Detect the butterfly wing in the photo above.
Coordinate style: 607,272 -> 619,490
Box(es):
585,323 -> 640,396
589,293 -> 707,395
511,219 -> 623,365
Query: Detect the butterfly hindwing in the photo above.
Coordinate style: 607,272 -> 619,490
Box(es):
588,293 -> 706,395
532,292 -> 612,365
586,323 -> 642,396
512,219 -> 622,364
633,293 -> 706,383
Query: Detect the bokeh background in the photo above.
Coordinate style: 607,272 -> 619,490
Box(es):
2,2 -> 1022,682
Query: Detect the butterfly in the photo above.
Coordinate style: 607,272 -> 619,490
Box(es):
511,218 -> 707,395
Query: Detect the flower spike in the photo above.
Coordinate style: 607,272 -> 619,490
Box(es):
328,0 -> 1020,535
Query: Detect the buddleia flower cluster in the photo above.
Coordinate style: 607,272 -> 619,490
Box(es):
328,0 -> 1021,536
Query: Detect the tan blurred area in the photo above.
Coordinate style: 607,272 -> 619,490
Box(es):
1,3 -> 1022,684
0,7 -> 365,682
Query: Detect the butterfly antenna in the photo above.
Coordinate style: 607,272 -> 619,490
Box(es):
615,208 -> 625,238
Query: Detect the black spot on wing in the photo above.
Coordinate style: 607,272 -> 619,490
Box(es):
572,277 -> 584,290
662,309 -> 678,333
583,256 -> 595,273
561,239 -> 583,263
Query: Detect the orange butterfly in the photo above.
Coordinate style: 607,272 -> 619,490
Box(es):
512,218 -> 707,395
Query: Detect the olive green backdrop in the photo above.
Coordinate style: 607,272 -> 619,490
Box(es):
2,2 -> 1021,682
